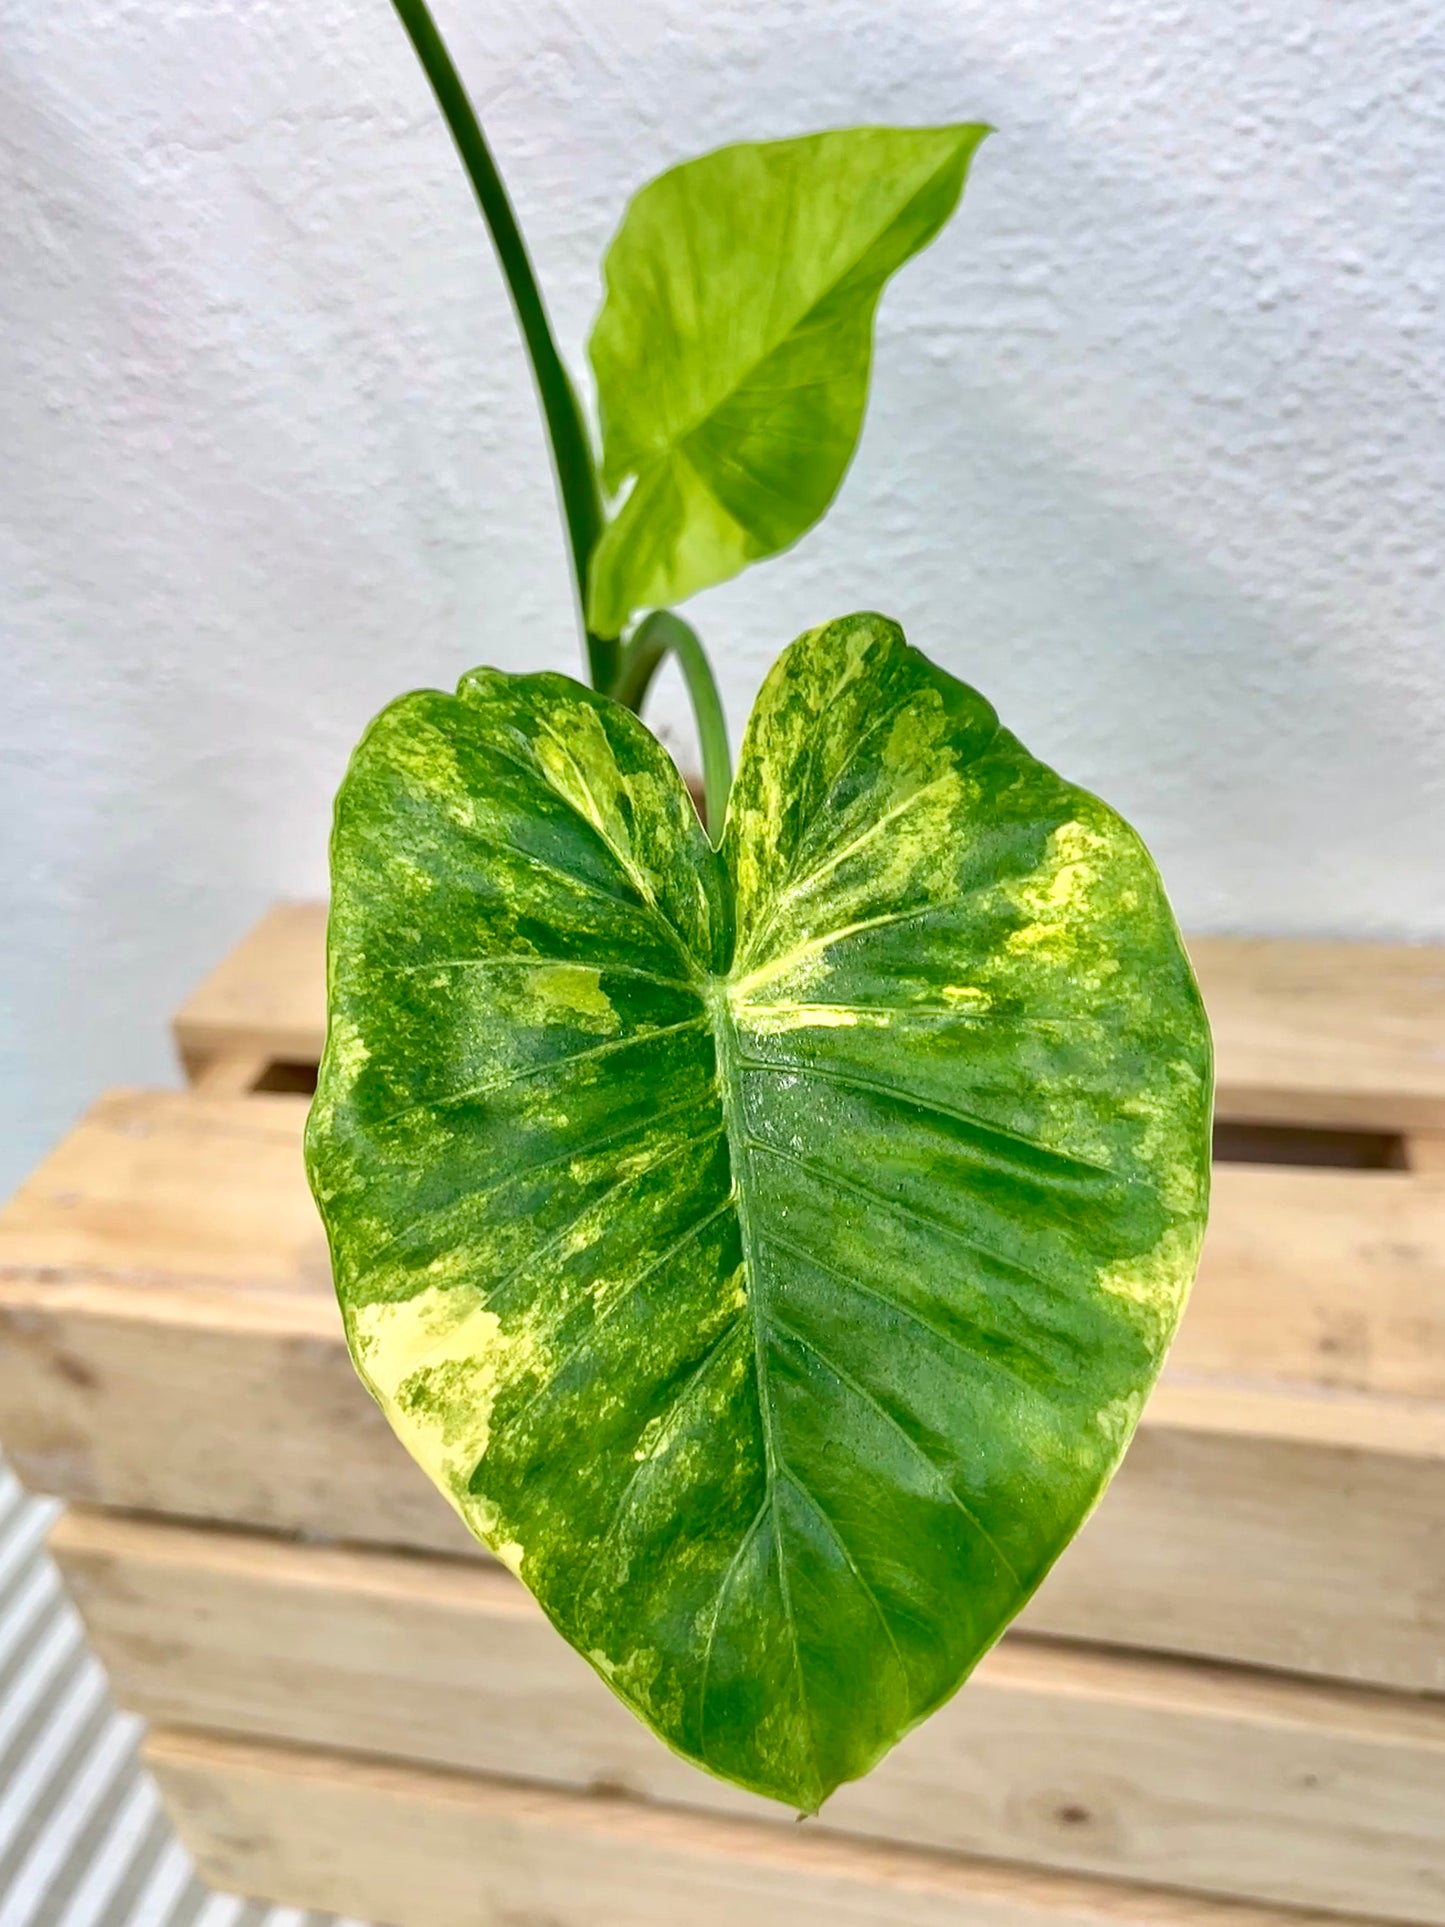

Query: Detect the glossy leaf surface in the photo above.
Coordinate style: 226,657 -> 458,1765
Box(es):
586,128 -> 989,637
306,614 -> 1212,1811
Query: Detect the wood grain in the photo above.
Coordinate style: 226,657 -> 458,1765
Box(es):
170,903 -> 1445,1129
146,1725 -> 1391,1927
5,1089 -> 1443,1399
58,1508 -> 1445,1923
1167,1159 -> 1445,1398
1189,934 -> 1445,1130
8,1273 -> 1439,1687
3,1089 -> 1442,1688
1015,1404 -> 1444,1688
0,1088 -> 323,1292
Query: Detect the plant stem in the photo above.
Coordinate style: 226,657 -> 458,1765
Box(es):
614,612 -> 732,841
388,0 -> 615,690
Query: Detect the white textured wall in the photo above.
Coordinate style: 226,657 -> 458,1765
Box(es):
2,0 -> 1442,1190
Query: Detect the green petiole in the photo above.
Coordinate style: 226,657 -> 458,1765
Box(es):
387,0 -> 730,817
613,611 -> 732,842
388,0 -> 613,691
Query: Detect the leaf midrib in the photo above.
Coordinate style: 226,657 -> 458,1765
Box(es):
705,977 -> 821,1805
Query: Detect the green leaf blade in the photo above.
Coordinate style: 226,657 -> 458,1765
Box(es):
586,127 -> 990,636
307,614 -> 1212,1813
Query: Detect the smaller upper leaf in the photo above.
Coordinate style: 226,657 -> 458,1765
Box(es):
586,125 -> 989,638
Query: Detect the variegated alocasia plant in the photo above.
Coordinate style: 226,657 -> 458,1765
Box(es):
305,1 -> 1213,1815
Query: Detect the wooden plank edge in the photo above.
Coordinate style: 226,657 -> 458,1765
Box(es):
1210,1085 -> 1445,1134
145,1725 -> 1379,1927
189,1049 -> 274,1097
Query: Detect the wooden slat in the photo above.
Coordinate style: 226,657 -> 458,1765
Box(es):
169,903 -> 1445,1129
10,1263 -> 1440,1687
147,1725 -> 1386,1927
171,903 -> 326,1078
1189,935 -> 1445,1130
1014,1395 -> 1444,1686
2,1089 -> 1443,1689
5,1090 -> 1443,1401
57,1509 -> 1445,1923
0,1089 -> 326,1292
1167,1159 -> 1445,1397
0,1275 -> 473,1554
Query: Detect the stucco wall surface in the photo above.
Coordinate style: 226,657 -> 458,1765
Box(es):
2,0 -> 1442,1190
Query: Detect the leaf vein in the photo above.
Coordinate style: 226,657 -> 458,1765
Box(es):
736,1054 -> 1122,1184
758,771 -> 958,926
778,1466 -> 911,1698
728,897 -> 982,1000
447,725 -> 696,968
740,1132 -> 1068,1288
533,712 -> 667,920
484,1187 -> 734,1450
766,1308 -> 1025,1592
575,1311 -> 749,1608
344,1090 -> 717,1295
756,1223 -> 1041,1400
369,1014 -> 708,1130
381,957 -> 697,992
699,1493 -> 771,1760
712,999 -> 821,1804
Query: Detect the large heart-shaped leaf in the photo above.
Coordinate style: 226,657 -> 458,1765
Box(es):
306,613 -> 1211,1811
585,128 -> 989,638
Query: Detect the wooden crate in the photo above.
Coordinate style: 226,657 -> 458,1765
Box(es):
3,902 -> 1445,1926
